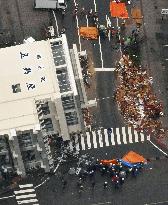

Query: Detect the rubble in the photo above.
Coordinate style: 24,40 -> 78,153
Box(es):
115,55 -> 165,139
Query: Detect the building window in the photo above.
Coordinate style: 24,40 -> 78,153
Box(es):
40,118 -> 54,132
61,95 -> 75,110
51,42 -> 66,66
65,111 -> 78,125
21,150 -> 35,162
12,84 -> 21,93
18,133 -> 33,149
56,68 -> 71,93
36,102 -> 50,116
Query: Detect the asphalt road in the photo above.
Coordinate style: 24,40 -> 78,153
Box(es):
53,0 -> 126,129
1,141 -> 167,205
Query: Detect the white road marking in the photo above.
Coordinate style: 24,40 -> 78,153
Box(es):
128,127 -> 133,143
116,17 -> 122,56
14,189 -> 35,195
19,184 -> 33,189
17,198 -> 38,204
73,0 -> 82,51
81,134 -> 86,150
97,129 -> 103,147
75,134 -> 80,152
0,195 -> 15,200
69,141 -> 73,151
52,10 -> 59,36
93,0 -> 97,12
86,15 -> 89,27
86,131 -> 91,149
104,129 -> 110,146
106,15 -> 111,41
110,128 -> 115,145
122,127 -> 127,144
148,140 -> 168,156
95,68 -> 115,71
134,129 -> 139,142
92,131 -> 98,148
16,194 -> 37,200
98,36 -> 104,68
147,135 -> 150,140
116,128 -> 121,144
140,132 -> 145,141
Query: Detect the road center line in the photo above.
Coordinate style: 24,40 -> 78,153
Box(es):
98,36 -> 104,68
93,0 -> 104,68
73,0 -> 82,52
116,17 -> 122,56
106,15 -> 111,42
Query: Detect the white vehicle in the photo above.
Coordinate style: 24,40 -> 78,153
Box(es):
34,0 -> 67,10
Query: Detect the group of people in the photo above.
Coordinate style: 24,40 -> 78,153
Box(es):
79,54 -> 92,88
75,158 -> 144,192
82,108 -> 92,126
115,54 -> 165,138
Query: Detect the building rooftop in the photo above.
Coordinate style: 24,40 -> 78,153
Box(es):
0,35 -> 77,135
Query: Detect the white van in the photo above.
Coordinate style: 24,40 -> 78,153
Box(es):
34,0 -> 67,10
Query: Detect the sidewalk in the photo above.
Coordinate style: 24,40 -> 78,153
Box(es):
139,0 -> 168,149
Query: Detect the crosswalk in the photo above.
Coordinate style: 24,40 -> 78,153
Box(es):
14,184 -> 39,205
70,126 -> 150,152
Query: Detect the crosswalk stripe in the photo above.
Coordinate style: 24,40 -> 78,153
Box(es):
75,126 -> 149,151
69,141 -> 73,151
15,184 -> 39,205
147,135 -> 150,140
116,128 -> 121,144
134,129 -> 139,143
86,131 -> 91,149
14,189 -> 35,195
128,127 -> 133,143
16,194 -> 37,200
104,129 -> 110,146
80,134 -> 85,150
110,128 -> 115,145
122,127 -> 127,144
92,131 -> 97,148
19,184 -> 33,189
17,198 -> 38,204
140,132 -> 145,141
75,134 -> 80,152
97,130 -> 103,147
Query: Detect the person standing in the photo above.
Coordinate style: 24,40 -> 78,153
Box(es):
104,181 -> 108,188
91,180 -> 95,189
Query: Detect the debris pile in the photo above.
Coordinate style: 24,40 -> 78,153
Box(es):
115,55 -> 165,138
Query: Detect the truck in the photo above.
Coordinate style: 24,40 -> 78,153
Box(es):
34,0 -> 67,10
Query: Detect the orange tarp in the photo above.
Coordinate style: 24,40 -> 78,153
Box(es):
131,8 -> 143,24
110,2 -> 129,19
100,159 -> 118,165
122,151 -> 146,163
79,27 -> 98,39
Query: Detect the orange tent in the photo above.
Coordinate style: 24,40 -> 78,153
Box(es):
110,2 -> 129,18
100,159 -> 118,165
122,151 -> 147,163
79,27 -> 99,39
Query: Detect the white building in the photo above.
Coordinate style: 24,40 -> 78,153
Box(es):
0,34 -> 96,176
